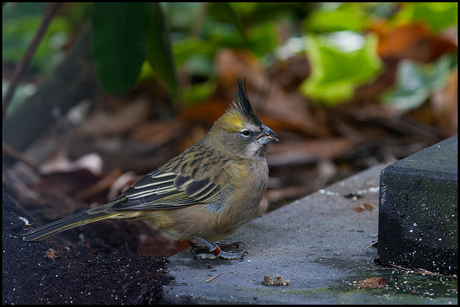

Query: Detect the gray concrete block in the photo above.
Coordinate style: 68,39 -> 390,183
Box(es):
378,135 -> 458,274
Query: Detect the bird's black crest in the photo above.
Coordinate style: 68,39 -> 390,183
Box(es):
233,78 -> 263,126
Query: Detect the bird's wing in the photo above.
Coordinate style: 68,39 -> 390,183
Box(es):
110,145 -> 232,211
110,169 -> 224,211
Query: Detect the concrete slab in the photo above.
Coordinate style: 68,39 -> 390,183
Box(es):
162,164 -> 458,304
379,135 -> 458,274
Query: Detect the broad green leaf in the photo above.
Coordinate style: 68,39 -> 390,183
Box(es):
146,3 -> 178,102
395,3 -> 458,32
299,33 -> 383,105
91,3 -> 151,95
381,55 -> 453,111
302,79 -> 355,104
303,3 -> 371,33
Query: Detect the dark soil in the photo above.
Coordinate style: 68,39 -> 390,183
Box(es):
2,190 -> 173,305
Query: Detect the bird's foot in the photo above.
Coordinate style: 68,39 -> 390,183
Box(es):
192,236 -> 247,260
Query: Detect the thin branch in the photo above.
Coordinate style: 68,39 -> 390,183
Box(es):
2,2 -> 63,120
366,264 -> 448,277
2,141 -> 39,173
204,273 -> 221,283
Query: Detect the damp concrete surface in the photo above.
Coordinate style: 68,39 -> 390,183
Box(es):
162,164 -> 458,304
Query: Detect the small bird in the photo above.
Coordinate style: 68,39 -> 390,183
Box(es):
22,78 -> 279,260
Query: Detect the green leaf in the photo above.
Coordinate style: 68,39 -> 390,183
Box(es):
146,3 -> 178,102
396,3 -> 458,32
381,55 -> 453,111
299,32 -> 383,105
91,3 -> 151,95
303,3 -> 371,33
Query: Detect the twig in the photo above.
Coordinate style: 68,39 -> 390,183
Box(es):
2,2 -> 63,120
2,141 -> 40,173
205,273 -> 221,283
412,267 -> 443,277
390,264 -> 408,270
366,264 -> 447,277
364,240 -> 378,251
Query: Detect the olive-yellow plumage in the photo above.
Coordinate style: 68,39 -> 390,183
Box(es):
22,78 -> 279,259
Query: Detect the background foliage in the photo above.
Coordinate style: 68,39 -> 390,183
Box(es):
3,2 -> 457,107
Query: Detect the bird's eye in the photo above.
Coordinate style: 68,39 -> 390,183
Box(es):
241,129 -> 250,136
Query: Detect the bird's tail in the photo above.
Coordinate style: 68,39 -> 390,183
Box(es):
22,204 -> 119,241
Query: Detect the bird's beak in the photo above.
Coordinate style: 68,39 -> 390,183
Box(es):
257,125 -> 279,145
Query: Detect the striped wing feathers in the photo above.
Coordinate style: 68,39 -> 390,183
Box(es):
112,165 -> 225,211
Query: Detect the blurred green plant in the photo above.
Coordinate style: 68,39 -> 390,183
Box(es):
381,55 -> 456,112
394,2 -> 458,32
146,3 -> 178,101
3,3 -> 310,105
91,3 -> 151,96
378,3 -> 458,111
91,3 -> 177,100
303,3 -> 371,33
164,2 -> 309,104
299,3 -> 390,105
4,2 -> 456,110
2,3 -> 71,74
299,32 -> 383,105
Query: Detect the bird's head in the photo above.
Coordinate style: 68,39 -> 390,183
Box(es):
208,79 -> 279,160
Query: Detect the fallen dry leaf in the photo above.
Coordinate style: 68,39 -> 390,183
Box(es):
131,118 -> 187,148
373,21 -> 457,63
374,22 -> 430,60
45,248 -> 56,259
354,202 -> 376,212
107,171 -> 139,200
262,274 -> 290,286
39,152 -> 103,176
74,167 -> 123,202
77,97 -> 150,136
179,100 -> 229,126
215,49 -> 268,91
261,82 -> 320,135
358,277 -> 389,289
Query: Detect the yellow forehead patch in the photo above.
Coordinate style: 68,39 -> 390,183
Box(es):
220,109 -> 245,132
228,111 -> 244,128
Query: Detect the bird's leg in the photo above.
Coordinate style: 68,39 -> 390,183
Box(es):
193,236 -> 248,260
